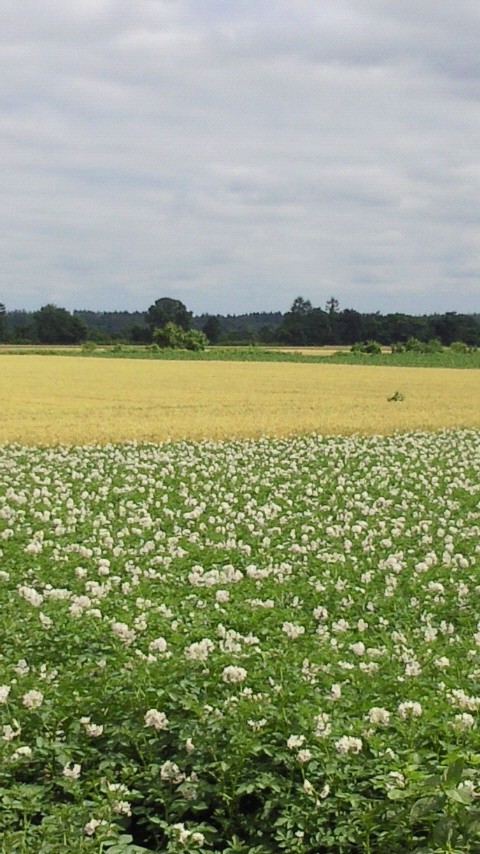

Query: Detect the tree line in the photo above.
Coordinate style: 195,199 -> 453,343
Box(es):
1,297 -> 479,348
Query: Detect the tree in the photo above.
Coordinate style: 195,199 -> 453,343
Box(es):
152,322 -> 207,351
0,303 -> 5,342
325,296 -> 340,344
202,315 -> 221,344
145,298 -> 192,333
291,296 -> 312,315
128,324 -> 151,344
325,296 -> 339,315
153,322 -> 185,349
33,304 -> 86,344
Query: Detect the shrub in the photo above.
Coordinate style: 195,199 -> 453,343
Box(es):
153,323 -> 207,351
351,340 -> 382,354
182,329 -> 208,351
449,341 -> 470,353
405,337 -> 443,354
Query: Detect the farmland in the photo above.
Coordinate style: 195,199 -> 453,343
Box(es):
1,356 -> 480,852
0,355 -> 480,445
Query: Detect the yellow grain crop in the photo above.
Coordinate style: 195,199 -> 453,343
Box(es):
0,355 -> 479,445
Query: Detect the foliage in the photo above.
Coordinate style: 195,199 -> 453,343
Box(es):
0,430 -> 480,850
351,340 -> 382,355
152,323 -> 207,351
450,341 -> 471,354
0,302 -> 5,343
405,337 -> 443,354
202,316 -> 221,344
4,302 -> 480,348
146,299 -> 192,333
33,305 -> 86,345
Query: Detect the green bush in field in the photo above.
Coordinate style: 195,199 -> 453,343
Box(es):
405,337 -> 443,354
449,341 -> 476,354
153,323 -> 207,351
350,340 -> 382,354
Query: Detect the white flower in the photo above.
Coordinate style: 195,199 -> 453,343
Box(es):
160,760 -> 185,784
222,665 -> 247,684
332,619 -> 349,633
387,771 -> 406,788
107,783 -> 130,795
185,738 -> 195,752
10,745 -> 32,760
297,749 -> 312,763
2,722 -> 21,741
84,818 -> 103,836
314,713 -> 332,738
15,659 -> 30,676
452,713 -> 475,731
111,621 -> 136,646
335,736 -> 363,754
350,641 -> 365,656
247,719 -> 267,731
22,689 -> 44,709
84,722 -> 103,737
367,707 -> 390,725
326,683 -> 342,701
282,622 -> 305,640
112,800 -> 132,815
148,636 -> 168,654
405,660 -> 422,677
448,689 -> 480,711
0,685 -> 11,704
287,734 -> 305,750
397,701 -> 422,719
303,779 -> 314,795
63,762 -> 81,779
17,585 -> 43,607
319,783 -> 330,798
144,708 -> 169,730
184,638 -> 215,661
171,823 -> 205,846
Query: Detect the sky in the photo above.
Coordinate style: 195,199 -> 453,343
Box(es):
2,0 -> 480,316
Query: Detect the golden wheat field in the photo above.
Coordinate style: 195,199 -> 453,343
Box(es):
0,355 -> 479,445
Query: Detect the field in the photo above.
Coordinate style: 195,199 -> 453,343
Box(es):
0,355 -> 480,445
1,356 -> 480,852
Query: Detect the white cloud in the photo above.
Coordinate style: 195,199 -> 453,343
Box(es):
1,0 -> 480,314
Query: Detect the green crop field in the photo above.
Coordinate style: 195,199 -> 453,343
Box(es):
1,430 -> 480,852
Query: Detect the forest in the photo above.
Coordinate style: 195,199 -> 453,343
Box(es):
1,297 -> 479,347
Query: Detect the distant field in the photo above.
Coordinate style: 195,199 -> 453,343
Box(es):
2,343 -> 480,369
1,355 -> 479,445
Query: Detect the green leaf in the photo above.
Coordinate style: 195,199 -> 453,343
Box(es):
465,819 -> 480,839
445,758 -> 465,787
432,815 -> 456,847
410,795 -> 445,820
387,788 -> 410,800
446,787 -> 473,805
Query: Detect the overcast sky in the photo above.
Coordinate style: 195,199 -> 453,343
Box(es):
2,0 -> 480,315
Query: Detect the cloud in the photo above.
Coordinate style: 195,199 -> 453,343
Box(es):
1,0 -> 479,314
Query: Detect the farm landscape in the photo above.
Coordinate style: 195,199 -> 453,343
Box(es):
4,0 -> 480,847
1,352 -> 480,852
